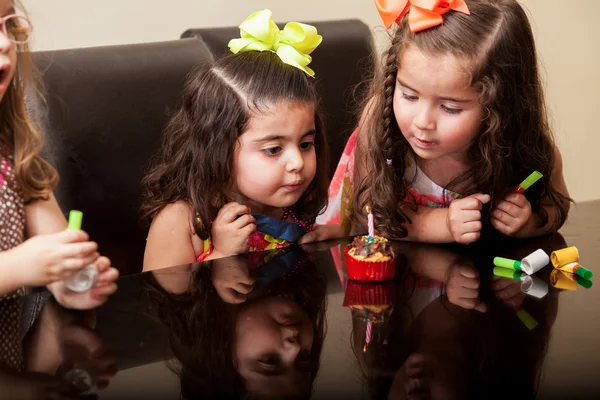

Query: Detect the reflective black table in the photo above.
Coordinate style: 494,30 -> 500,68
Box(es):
1,201 -> 599,399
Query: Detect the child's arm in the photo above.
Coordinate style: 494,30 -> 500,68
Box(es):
492,145 -> 570,238
24,193 -> 68,235
143,201 -> 199,271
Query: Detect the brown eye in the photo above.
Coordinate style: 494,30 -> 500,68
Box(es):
262,146 -> 282,156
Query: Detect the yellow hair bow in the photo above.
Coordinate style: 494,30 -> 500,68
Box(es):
228,9 -> 323,77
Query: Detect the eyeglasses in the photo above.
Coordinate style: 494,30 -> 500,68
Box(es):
0,14 -> 32,45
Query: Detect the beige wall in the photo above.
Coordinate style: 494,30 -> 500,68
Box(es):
23,0 -> 599,202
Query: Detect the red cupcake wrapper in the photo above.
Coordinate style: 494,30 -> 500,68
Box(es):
343,280 -> 395,307
344,244 -> 396,282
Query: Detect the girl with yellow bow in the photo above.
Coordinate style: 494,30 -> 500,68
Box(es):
142,10 -> 332,270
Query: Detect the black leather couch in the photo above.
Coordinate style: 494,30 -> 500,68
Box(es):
33,39 -> 213,275
32,21 -> 375,275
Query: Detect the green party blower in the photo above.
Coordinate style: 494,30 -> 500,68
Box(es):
514,307 -> 539,331
493,257 -> 522,271
64,210 -> 98,292
68,210 -> 83,230
514,171 -> 543,194
493,266 -> 523,280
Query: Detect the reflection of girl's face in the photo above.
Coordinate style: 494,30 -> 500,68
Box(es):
234,296 -> 314,397
389,352 -> 467,400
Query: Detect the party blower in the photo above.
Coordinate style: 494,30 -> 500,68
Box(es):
514,171 -> 543,194
64,210 -> 98,292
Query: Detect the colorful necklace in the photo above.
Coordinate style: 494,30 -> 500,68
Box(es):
282,207 -> 313,234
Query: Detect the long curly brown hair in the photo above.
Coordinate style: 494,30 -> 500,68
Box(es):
141,51 -> 329,239
356,0 -> 571,238
0,1 -> 58,202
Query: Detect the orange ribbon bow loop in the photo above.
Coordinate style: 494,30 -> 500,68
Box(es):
374,0 -> 470,32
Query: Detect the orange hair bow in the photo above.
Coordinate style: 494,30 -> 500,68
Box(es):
375,0 -> 470,32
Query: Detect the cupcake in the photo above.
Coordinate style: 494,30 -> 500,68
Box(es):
343,280 -> 395,310
344,235 -> 396,282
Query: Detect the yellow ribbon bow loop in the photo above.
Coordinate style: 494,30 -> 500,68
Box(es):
374,0 -> 470,32
228,9 -> 323,77
277,22 -> 323,77
264,234 -> 289,251
280,22 -> 323,55
228,9 -> 280,53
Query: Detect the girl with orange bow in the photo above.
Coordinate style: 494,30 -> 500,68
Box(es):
311,0 -> 571,244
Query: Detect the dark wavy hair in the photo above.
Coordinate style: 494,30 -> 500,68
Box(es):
143,253 -> 327,399
141,51 -> 329,239
356,0 -> 571,238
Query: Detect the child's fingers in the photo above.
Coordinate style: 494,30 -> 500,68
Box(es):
473,302 -> 488,313
490,277 -> 514,291
457,276 -> 480,290
56,229 -> 90,243
457,265 -> 479,279
502,292 -> 526,309
494,202 -> 519,218
298,230 -> 321,244
90,282 -> 117,298
96,267 -> 119,286
58,253 -> 100,276
461,194 -> 490,210
58,241 -> 99,259
491,215 -> 512,234
504,193 -> 528,207
298,229 -> 320,244
231,213 -> 255,230
221,203 -> 251,223
461,221 -> 483,233
458,231 -> 480,244
496,283 -> 522,300
62,325 -> 104,355
225,290 -> 249,304
470,193 -> 491,205
234,274 -> 255,287
94,256 -> 112,272
231,281 -> 254,294
454,297 -> 483,311
456,287 -> 480,298
457,210 -> 481,223
241,222 -> 257,237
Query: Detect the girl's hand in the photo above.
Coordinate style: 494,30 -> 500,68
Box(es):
48,256 -> 119,310
297,223 -> 345,244
446,193 -> 490,244
212,256 -> 255,303
490,275 -> 526,309
211,202 -> 256,257
446,261 -> 487,312
13,229 -> 100,287
491,193 -> 532,237
59,322 -> 118,392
